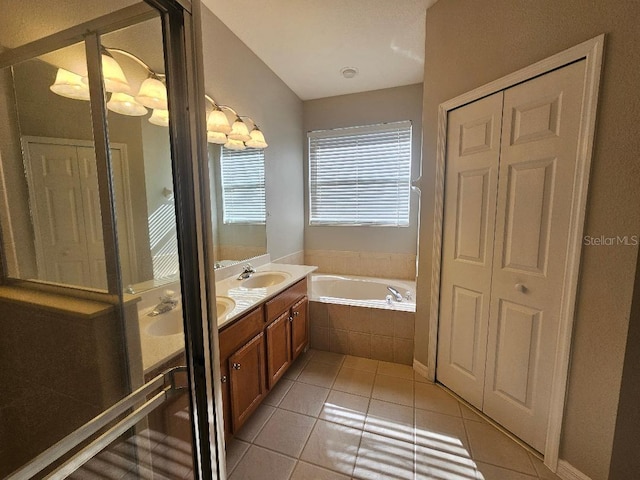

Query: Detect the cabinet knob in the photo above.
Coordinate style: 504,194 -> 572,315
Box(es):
232,363 -> 241,370
515,283 -> 527,293
221,375 -> 227,383
288,316 -> 293,323
293,311 -> 299,317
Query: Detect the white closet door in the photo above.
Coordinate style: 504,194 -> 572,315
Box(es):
25,143 -> 93,287
436,92 -> 503,409
483,60 -> 587,452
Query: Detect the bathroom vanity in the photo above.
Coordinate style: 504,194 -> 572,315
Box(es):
135,261 -> 315,440
216,265 -> 314,437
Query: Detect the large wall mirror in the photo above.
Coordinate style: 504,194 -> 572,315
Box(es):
1,14 -> 268,294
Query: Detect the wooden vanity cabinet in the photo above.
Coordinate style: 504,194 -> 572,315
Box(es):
265,279 -> 309,388
218,277 -> 310,436
228,332 -> 267,432
218,305 -> 264,436
266,310 -> 292,388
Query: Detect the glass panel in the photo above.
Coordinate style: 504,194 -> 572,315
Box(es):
0,8 -> 198,480
0,42 -> 109,290
100,17 -> 180,292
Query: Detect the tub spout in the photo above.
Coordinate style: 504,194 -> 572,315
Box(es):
387,286 -> 403,302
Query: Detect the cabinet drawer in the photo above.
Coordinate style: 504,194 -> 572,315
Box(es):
265,278 -> 307,323
219,305 -> 264,361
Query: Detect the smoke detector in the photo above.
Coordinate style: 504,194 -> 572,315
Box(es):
340,67 -> 359,79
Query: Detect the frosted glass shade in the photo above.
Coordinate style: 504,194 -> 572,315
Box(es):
49,68 -> 90,100
101,54 -> 130,93
107,92 -> 148,116
224,138 -> 246,150
246,128 -> 268,149
207,109 -> 231,134
149,108 -> 169,127
135,77 -> 168,110
228,118 -> 251,142
207,131 -> 227,144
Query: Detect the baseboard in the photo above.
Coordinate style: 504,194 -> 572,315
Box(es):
413,358 -> 430,379
557,460 -> 592,480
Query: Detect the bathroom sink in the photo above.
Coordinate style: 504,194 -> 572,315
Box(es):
241,271 -> 290,289
145,307 -> 183,337
216,296 -> 235,319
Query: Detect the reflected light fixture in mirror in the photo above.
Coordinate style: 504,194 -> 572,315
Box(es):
224,138 -> 246,150
149,108 -> 170,126
136,76 -> 168,110
49,68 -> 90,100
107,92 -> 148,116
50,46 -> 166,125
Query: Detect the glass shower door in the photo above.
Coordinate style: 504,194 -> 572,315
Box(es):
0,1 -> 221,478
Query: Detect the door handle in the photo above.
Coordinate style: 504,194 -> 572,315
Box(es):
515,283 -> 527,293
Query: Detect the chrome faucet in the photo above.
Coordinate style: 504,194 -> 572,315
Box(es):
237,263 -> 256,280
387,286 -> 403,302
148,290 -> 179,316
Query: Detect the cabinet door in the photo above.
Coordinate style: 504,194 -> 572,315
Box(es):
291,297 -> 309,360
266,311 -> 292,388
229,332 -> 266,432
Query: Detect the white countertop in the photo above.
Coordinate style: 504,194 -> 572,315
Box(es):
137,263 -> 316,374
215,262 -> 317,329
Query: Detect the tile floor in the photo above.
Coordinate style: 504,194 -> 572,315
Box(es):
226,349 -> 561,480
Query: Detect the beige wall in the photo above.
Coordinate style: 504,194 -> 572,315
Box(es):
200,7 -> 304,262
303,84 -> 423,255
417,1 -> 640,478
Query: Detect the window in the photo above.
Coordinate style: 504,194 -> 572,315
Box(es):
220,147 -> 266,224
308,121 -> 412,226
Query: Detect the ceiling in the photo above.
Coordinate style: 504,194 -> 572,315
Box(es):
201,0 -> 436,100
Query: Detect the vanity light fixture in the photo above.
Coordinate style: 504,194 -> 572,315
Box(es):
204,96 -> 267,149
50,46 -> 166,125
135,76 -> 168,110
107,92 -> 148,116
49,68 -> 90,100
224,138 -> 246,150
149,108 -> 169,127
246,126 -> 268,149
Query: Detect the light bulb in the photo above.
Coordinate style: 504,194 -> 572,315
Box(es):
246,128 -> 268,149
149,108 -> 169,127
228,118 -> 251,142
49,68 -> 90,100
207,131 -> 227,144
107,92 -> 148,116
207,108 -> 231,134
224,138 -> 246,150
135,77 -> 168,110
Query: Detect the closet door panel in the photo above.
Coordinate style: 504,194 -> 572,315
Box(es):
436,92 -> 503,409
483,60 -> 587,452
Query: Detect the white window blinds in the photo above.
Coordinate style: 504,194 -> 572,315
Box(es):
220,148 -> 266,224
308,121 -> 412,226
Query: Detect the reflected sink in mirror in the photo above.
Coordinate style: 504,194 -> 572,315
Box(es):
145,306 -> 184,337
216,296 -> 235,319
241,271 -> 290,289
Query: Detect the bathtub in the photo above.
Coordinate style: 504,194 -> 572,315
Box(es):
309,273 -> 416,312
308,273 -> 416,364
